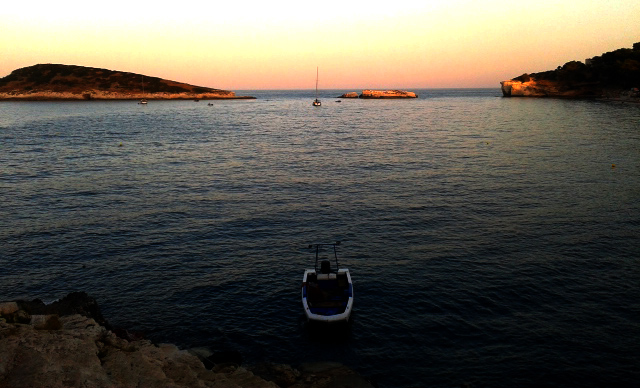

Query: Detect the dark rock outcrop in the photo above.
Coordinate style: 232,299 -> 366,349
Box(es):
501,42 -> 640,99
337,92 -> 359,98
15,291 -> 109,328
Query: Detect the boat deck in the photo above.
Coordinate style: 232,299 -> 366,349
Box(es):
304,271 -> 351,315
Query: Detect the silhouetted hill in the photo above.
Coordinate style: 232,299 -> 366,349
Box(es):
0,64 -> 254,100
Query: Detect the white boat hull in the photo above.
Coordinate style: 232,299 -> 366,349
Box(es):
302,268 -> 353,323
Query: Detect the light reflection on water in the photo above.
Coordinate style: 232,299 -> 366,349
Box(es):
1,90 -> 639,387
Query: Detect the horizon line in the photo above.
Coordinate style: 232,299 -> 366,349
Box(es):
232,87 -> 501,91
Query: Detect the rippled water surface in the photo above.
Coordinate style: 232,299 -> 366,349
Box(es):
1,89 -> 639,387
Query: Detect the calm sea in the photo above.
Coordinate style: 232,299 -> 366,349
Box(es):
1,89 -> 639,387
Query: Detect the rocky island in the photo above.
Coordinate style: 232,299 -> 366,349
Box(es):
501,42 -> 640,100
338,90 -> 418,98
0,64 -> 255,101
0,293 -> 374,388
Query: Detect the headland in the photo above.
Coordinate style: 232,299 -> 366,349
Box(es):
0,64 -> 255,101
500,42 -> 640,100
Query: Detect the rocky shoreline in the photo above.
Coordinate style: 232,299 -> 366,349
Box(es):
500,78 -> 640,102
0,293 -> 374,388
500,42 -> 640,100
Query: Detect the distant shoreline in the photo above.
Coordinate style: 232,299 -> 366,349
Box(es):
0,96 -> 257,101
0,92 -> 256,101
0,64 -> 256,101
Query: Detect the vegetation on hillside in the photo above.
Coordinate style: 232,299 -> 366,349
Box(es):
512,42 -> 640,89
0,64 -> 226,94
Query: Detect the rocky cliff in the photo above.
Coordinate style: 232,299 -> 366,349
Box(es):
501,42 -> 640,99
0,64 -> 255,100
0,293 -> 374,388
500,78 -> 602,98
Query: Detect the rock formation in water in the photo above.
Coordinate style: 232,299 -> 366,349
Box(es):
501,42 -> 640,99
360,89 -> 418,98
0,293 -> 375,388
337,90 -> 418,98
0,64 -> 255,100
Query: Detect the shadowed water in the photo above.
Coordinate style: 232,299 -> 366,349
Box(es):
1,89 -> 639,387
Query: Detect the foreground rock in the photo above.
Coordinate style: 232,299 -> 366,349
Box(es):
501,42 -> 640,100
0,64 -> 255,100
0,315 -> 275,388
0,293 -> 374,388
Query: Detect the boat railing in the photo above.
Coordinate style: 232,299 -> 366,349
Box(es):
308,242 -> 341,273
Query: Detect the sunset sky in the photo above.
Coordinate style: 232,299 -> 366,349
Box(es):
2,1 -> 639,90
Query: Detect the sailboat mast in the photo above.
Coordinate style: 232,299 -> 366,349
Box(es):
312,67 -> 321,106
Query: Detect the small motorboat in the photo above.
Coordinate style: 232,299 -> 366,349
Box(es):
302,242 -> 353,323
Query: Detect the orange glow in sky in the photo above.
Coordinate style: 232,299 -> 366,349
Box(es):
2,1 -> 639,90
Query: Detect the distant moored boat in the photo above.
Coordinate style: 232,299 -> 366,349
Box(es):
312,67 -> 321,106
138,75 -> 147,105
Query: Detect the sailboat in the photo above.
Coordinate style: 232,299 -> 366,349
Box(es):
138,75 -> 148,105
312,67 -> 321,106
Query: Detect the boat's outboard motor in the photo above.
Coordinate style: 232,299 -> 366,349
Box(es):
320,260 -> 331,274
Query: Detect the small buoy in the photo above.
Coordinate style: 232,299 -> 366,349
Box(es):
611,164 -> 616,168
119,142 -> 123,147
